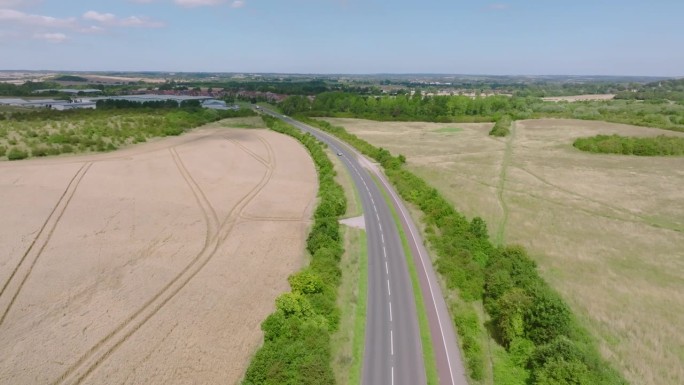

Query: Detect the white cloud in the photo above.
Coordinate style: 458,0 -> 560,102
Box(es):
174,0 -> 225,7
34,32 -> 67,43
0,8 -> 77,28
83,10 -> 164,28
230,1 -> 244,8
119,15 -> 164,27
83,11 -> 116,23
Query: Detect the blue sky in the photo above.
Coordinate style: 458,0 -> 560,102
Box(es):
0,0 -> 682,76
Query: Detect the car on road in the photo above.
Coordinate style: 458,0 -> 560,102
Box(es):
337,152 -> 343,156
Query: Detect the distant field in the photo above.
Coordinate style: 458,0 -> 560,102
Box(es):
542,94 -> 615,102
325,117 -> 684,385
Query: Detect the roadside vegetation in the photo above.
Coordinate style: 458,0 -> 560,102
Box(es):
573,134 -> 684,156
242,116 -> 347,385
0,107 -> 254,160
301,117 -> 627,385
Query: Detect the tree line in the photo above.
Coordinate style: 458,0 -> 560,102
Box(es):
241,116 -> 346,385
281,92 -> 684,133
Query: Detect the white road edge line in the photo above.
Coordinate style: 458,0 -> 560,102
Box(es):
385,261 -> 389,275
377,173 -> 457,385
389,301 -> 393,322
387,279 -> 391,296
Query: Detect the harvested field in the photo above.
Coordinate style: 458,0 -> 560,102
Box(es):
325,117 -> 684,385
0,121 -> 317,385
542,94 -> 615,102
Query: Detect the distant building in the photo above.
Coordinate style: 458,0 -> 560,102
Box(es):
201,99 -> 228,110
53,102 -> 96,111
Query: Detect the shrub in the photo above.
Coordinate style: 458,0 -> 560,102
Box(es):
489,115 -> 513,137
574,134 -> 684,156
7,147 -> 28,160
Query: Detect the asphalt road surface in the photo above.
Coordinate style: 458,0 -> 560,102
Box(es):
260,109 -> 468,385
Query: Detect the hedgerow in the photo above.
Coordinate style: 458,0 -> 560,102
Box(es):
573,134 -> 684,156
241,116 -> 346,385
489,115 -> 513,137
303,117 -> 627,385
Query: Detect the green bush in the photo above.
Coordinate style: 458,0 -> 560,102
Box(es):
0,145 -> 6,157
489,115 -> 513,137
573,134 -> 684,156
7,147 -> 28,160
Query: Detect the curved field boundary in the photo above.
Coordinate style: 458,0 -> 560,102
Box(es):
0,162 -> 92,328
52,135 -> 276,385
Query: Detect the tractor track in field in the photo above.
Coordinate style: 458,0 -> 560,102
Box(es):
0,162 -> 92,328
52,135 -> 276,385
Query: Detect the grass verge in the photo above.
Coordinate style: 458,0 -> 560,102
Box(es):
328,148 -> 363,218
330,140 -> 368,385
371,174 -> 439,385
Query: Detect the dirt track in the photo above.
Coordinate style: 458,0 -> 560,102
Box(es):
0,126 -> 317,385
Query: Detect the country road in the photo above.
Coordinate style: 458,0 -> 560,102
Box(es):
260,109 -> 468,385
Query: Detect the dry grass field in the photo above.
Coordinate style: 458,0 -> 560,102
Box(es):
325,117 -> 684,385
542,94 -> 616,102
0,119 -> 317,385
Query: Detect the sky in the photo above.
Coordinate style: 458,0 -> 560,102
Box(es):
0,0 -> 682,76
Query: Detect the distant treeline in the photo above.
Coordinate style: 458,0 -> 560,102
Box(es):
95,99 -> 202,109
573,134 -> 684,156
281,92 -> 525,122
162,80 -> 334,95
53,75 -> 88,82
280,92 -> 684,132
615,78 -> 684,102
0,82 -> 60,96
301,117 -> 627,385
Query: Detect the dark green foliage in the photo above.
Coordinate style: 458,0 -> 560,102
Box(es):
451,301 -> 485,380
283,92 -> 684,133
0,145 -> 6,157
7,147 -> 28,160
304,117 -> 626,385
573,134 -> 684,156
285,92 -> 522,123
53,75 -> 88,82
489,115 -> 512,137
241,116 -> 346,385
